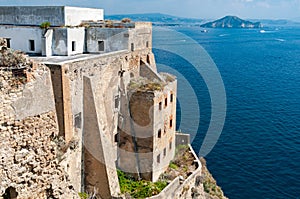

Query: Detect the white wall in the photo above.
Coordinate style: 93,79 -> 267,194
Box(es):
64,7 -> 104,26
0,26 -> 43,54
67,27 -> 85,56
0,6 -> 103,27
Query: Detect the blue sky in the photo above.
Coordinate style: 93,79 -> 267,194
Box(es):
1,0 -> 300,20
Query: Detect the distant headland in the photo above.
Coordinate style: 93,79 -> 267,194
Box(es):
200,16 -> 262,28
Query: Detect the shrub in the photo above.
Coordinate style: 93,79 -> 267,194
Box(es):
40,21 -> 51,29
117,170 -> 168,198
78,192 -> 89,199
169,162 -> 178,170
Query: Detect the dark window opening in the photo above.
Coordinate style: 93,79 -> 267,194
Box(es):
159,102 -> 162,111
170,119 -> 173,128
131,43 -> 134,51
72,41 -> 76,51
158,129 -> 162,138
169,141 -> 172,150
98,41 -> 104,51
29,40 -> 35,51
147,54 -> 151,64
146,41 -> 149,48
74,112 -> 82,129
163,148 -> 166,157
165,97 -> 168,107
6,38 -> 11,48
114,133 -> 119,143
157,154 -> 160,163
115,95 -> 119,109
3,187 -> 18,199
170,94 -> 173,103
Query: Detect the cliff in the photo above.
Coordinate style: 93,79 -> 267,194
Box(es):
200,16 -> 262,28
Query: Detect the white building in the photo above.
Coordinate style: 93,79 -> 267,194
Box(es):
0,6 -> 152,57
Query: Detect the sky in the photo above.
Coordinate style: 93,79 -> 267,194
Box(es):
1,0 -> 300,20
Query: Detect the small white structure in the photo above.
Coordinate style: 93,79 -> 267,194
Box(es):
0,6 -> 104,26
0,6 -> 152,57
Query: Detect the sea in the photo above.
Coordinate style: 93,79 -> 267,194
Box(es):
152,26 -> 300,199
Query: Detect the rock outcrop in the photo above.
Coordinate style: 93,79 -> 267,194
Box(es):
200,16 -> 262,28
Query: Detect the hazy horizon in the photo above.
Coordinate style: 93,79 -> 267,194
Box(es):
0,0 -> 299,21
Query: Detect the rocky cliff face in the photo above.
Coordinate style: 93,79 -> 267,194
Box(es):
200,16 -> 262,28
0,39 -> 79,199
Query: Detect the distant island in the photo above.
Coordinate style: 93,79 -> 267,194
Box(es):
200,16 -> 262,28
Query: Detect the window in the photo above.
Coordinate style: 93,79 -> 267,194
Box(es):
163,148 -> 166,157
29,40 -> 35,51
74,112 -> 82,129
114,95 -> 119,109
170,94 -> 173,103
165,97 -> 168,107
157,154 -> 160,163
146,41 -> 149,48
170,119 -> 173,128
72,41 -> 76,51
147,54 -> 151,64
131,43 -> 134,51
169,141 -> 172,150
158,129 -> 162,138
98,41 -> 104,51
159,102 -> 162,111
114,133 -> 119,143
5,38 -> 11,48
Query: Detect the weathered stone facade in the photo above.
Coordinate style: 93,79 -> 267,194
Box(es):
0,7 -> 228,198
0,46 -> 78,198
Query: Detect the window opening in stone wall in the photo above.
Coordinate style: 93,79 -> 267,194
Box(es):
131,43 -> 134,51
157,154 -> 161,163
3,187 -> 18,199
163,148 -> 166,157
6,38 -> 11,48
115,95 -> 120,109
74,112 -> 82,129
147,54 -> 151,64
146,41 -> 149,48
169,141 -> 172,150
159,102 -> 162,111
72,41 -> 76,51
170,119 -> 173,128
29,40 -> 35,51
98,40 -> 104,51
170,94 -> 173,103
114,133 -> 119,142
158,129 -> 162,138
165,97 -> 168,107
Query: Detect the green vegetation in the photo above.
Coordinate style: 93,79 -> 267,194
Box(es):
169,162 -> 178,169
40,21 -> 51,29
78,192 -> 89,199
117,170 -> 168,198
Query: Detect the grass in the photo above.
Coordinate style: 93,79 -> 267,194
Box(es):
169,162 -> 178,169
117,170 -> 168,198
78,192 -> 89,199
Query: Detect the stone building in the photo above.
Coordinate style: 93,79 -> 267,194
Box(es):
0,6 -> 181,199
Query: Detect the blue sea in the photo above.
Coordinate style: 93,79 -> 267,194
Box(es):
153,26 -> 300,199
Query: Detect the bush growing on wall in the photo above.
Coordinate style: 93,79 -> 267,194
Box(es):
40,21 -> 51,29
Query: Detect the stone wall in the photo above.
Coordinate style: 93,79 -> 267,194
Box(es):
0,46 -> 79,198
